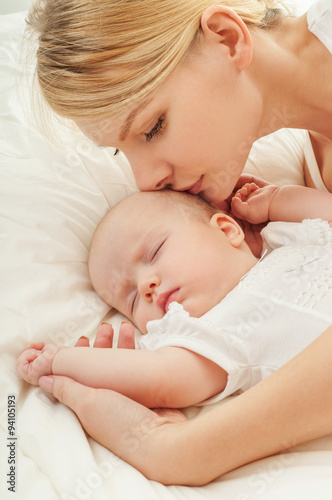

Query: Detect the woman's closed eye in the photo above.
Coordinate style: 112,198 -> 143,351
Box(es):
145,115 -> 165,142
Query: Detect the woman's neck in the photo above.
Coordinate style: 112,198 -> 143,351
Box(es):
250,14 -> 332,140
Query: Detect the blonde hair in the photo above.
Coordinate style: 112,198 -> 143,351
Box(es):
27,0 -> 287,122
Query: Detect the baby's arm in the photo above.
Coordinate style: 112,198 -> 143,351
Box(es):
17,342 -> 227,408
232,178 -> 332,224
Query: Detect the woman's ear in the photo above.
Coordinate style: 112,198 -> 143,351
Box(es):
209,213 -> 245,247
200,5 -> 253,71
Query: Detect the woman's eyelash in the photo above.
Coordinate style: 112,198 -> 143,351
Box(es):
97,145 -> 120,156
145,116 -> 165,142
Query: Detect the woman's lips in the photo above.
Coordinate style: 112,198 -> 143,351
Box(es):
178,176 -> 204,195
187,175 -> 204,195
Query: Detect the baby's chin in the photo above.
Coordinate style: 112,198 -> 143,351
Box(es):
183,296 -> 224,318
139,314 -> 164,335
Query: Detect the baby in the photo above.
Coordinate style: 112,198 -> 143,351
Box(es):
17,182 -> 332,409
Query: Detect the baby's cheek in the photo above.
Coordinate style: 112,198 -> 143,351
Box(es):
139,309 -> 160,335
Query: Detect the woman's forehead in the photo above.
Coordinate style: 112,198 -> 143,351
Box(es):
75,94 -> 154,147
75,116 -> 121,147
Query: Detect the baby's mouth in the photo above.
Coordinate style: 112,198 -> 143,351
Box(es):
156,289 -> 180,314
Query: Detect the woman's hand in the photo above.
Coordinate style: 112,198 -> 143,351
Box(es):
74,320 -> 136,349
37,320 -> 189,483
37,326 -> 332,486
233,173 -> 272,192
38,375 -> 188,482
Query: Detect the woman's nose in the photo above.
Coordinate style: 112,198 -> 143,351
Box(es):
130,157 -> 174,191
138,275 -> 161,302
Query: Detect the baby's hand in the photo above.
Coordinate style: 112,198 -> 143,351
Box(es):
16,342 -> 61,386
231,182 -> 279,224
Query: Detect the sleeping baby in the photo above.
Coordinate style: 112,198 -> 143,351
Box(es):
17,183 -> 332,408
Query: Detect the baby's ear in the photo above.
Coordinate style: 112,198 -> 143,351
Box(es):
209,213 -> 244,247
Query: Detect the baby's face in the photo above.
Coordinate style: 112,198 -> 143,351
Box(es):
91,199 -> 253,333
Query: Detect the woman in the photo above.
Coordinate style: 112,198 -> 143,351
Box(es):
29,0 -> 332,485
29,0 -> 332,201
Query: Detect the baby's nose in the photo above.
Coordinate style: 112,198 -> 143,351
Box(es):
138,277 -> 160,301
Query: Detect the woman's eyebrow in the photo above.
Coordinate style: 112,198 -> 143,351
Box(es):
119,97 -> 153,141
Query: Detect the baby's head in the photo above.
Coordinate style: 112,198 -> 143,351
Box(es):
89,190 -> 256,333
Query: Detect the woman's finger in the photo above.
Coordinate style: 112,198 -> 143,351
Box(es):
74,336 -> 90,347
93,323 -> 114,348
118,322 -> 136,349
153,408 -> 188,423
39,376 -> 92,415
234,173 -> 270,192
38,375 -> 187,483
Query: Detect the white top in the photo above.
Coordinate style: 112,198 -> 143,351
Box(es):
138,219 -> 332,405
307,0 -> 332,54
304,0 -> 332,190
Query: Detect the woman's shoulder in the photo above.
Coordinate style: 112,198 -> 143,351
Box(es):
307,0 -> 332,54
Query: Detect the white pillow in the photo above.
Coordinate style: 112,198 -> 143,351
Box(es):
0,12 -> 137,356
244,128 -> 306,186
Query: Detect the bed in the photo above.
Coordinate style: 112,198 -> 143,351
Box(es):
1,2 -> 332,499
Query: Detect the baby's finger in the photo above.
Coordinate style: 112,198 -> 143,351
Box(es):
118,322 -> 136,349
16,346 -> 56,385
235,183 -> 259,200
233,189 -> 246,202
16,349 -> 35,378
94,323 -> 114,348
231,197 -> 251,221
17,348 -> 40,365
24,342 -> 45,351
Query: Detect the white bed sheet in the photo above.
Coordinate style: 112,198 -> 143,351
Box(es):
1,5 -> 332,500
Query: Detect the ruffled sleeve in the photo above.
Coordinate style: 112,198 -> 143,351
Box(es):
307,0 -> 332,54
138,302 -> 251,405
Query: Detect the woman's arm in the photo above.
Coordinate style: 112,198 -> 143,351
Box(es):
42,324 -> 332,486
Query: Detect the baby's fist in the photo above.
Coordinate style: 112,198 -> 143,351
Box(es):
16,343 -> 60,385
